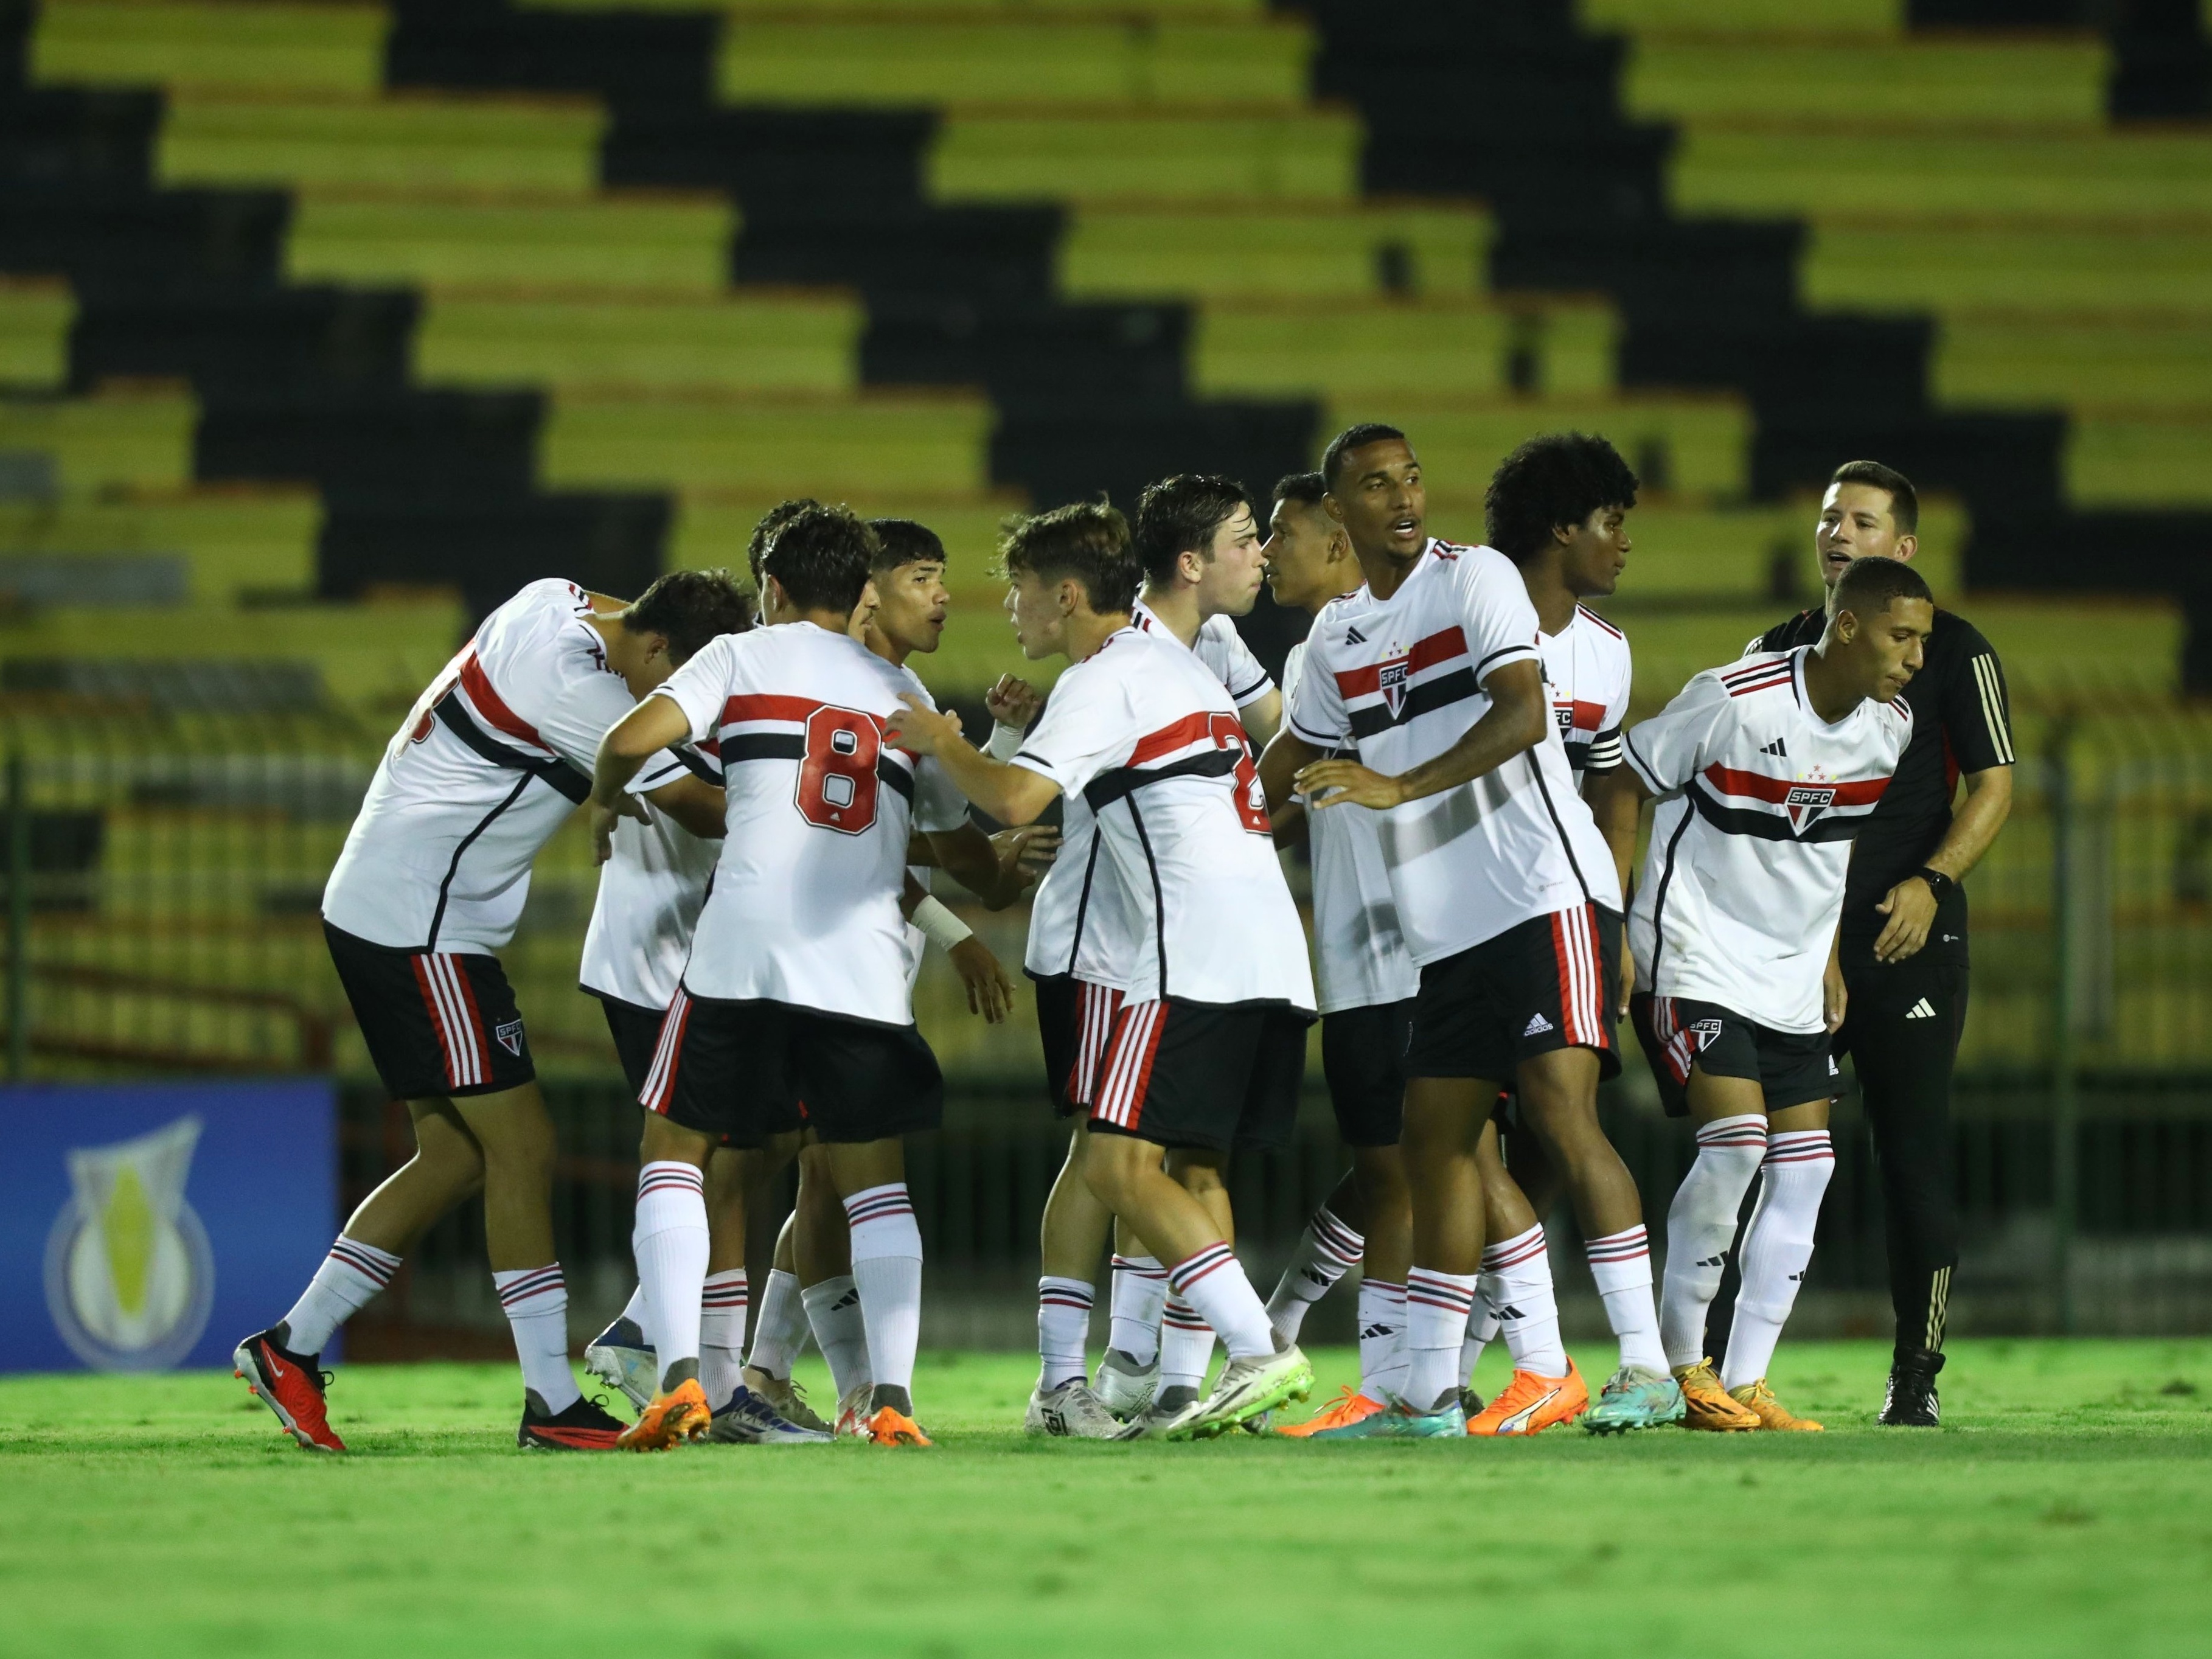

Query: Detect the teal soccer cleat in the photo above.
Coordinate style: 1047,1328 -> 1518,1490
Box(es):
1584,1365 -> 1687,1435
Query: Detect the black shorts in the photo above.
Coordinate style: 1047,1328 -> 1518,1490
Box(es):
325,922 -> 535,1101
1405,904 -> 1622,1085
1630,993 -> 1840,1118
1031,972 -> 1127,1119
641,986 -> 942,1147
1320,1000 -> 1411,1147
592,991 -> 665,1096
1087,997 -> 1311,1155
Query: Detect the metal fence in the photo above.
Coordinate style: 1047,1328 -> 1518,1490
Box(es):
5,685 -> 2212,1339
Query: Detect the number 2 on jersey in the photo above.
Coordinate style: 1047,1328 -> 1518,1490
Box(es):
796,705 -> 882,834
1209,712 -> 1271,835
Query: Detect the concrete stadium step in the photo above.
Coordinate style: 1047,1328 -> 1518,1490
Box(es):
930,110 -> 1364,205
28,0 -> 390,97
0,381 -> 196,492
1059,201 -> 1490,303
710,16 -> 1310,108
1372,392 -> 1754,501
1936,313 -> 2212,414
1192,296 -> 1618,402
285,190 -> 740,295
1804,222 -> 2212,317
538,388 -> 996,495
414,288 -> 861,396
0,485 -> 321,603
0,279 -> 74,388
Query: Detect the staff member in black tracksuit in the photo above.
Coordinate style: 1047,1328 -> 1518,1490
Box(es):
1751,461 -> 2014,1426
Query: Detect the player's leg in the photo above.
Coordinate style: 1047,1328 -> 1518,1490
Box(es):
584,994 -> 670,1409
1462,1114 -> 1591,1435
1393,1074 -> 1494,1433
793,1141 -> 874,1433
1029,1124 -> 1121,1436
740,1208 -> 832,1434
1851,961 -> 1966,1426
1097,1216 -> 1169,1417
1268,1005 -> 1393,1346
701,1136 -> 827,1445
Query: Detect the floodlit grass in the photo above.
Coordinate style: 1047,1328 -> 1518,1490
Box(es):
1,1340 -> 2207,1657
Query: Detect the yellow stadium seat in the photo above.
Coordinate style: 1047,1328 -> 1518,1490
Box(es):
1194,296 -> 1616,401
1581,0 -> 1903,35
0,280 -> 75,390
0,383 -> 197,493
30,0 -> 388,96
1378,394 -> 1753,502
930,110 -> 1363,204
0,487 -> 322,603
2066,413 -> 2212,509
525,0 -> 1270,16
1935,315 -> 2212,414
1061,201 -> 1490,302
1804,223 -> 2212,317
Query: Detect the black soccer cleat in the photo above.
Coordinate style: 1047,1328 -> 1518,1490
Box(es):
1879,1348 -> 1944,1427
518,1390 -> 627,1451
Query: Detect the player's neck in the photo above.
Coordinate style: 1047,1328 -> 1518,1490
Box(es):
1801,644 -> 1867,725
1063,607 -> 1129,663
1350,538 -> 1422,601
1521,555 -> 1579,636
1138,582 -> 1202,647
1304,574 -> 1365,618
863,626 -> 910,671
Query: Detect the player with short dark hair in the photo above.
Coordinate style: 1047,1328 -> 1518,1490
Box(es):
1750,462 -> 2013,1427
233,568 -> 748,1454
1623,554 -> 1932,1431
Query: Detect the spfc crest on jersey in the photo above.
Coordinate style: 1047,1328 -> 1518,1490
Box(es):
1377,654 -> 1412,719
1785,783 -> 1838,834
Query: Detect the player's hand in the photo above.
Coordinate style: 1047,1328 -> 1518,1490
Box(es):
985,674 -> 1042,729
886,694 -> 964,756
1823,953 -> 1849,1033
585,796 -> 641,864
991,824 -> 1058,889
948,936 -> 1015,1024
1872,875 -> 1938,964
1295,757 -> 1405,810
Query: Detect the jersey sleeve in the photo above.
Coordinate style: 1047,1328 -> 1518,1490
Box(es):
1453,552 -> 1543,687
1205,618 -> 1275,708
1939,619 -> 2015,770
1622,670 -> 1730,797
1009,661 -> 1132,800
1284,628 -> 1351,748
1586,634 -> 1635,775
652,633 -> 737,745
537,669 -> 643,774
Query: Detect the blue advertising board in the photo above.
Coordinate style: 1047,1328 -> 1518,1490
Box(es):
0,1080 -> 338,1372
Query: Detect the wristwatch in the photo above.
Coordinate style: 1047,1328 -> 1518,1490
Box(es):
1915,867 -> 1955,902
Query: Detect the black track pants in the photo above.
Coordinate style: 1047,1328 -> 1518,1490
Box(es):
1836,953 -> 1968,1355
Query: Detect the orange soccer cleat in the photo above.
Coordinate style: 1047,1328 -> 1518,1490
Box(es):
616,1377 -> 711,1451
1466,1358 -> 1590,1436
864,1404 -> 933,1447
1728,1378 -> 1825,1431
1274,1386 -> 1386,1439
1673,1359 -> 1762,1431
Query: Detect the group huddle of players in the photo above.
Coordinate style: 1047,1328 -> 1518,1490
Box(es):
229,421 -> 2012,1453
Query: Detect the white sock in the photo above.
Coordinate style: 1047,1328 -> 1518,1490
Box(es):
1661,1115 -> 1769,1369
633,1161 -> 709,1391
1356,1278 -> 1408,1403
801,1275 -> 872,1402
1164,1242 -> 1274,1362
1405,1268 -> 1480,1413
1482,1225 -> 1568,1377
1107,1254 -> 1167,1364
280,1236 -> 400,1355
1587,1225 -> 1667,1374
495,1264 -> 579,1414
747,1267 -> 806,1379
617,1282 -> 652,1348
1460,1299 -> 1498,1388
1722,1130 -> 1835,1391
1266,1206 -> 1365,1343
1159,1296 -> 1215,1392
699,1268 -> 748,1410
845,1184 -> 923,1399
1036,1276 -> 1094,1391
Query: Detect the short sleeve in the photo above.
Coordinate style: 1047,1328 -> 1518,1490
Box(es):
1938,619 -> 2015,770
536,670 -> 643,774
631,743 -> 717,798
1009,660 -> 1132,800
913,757 -> 970,834
1452,551 -> 1542,687
1622,670 -> 1731,797
1285,628 -> 1351,748
651,633 -> 736,745
1200,617 -> 1275,708
1585,636 -> 1634,775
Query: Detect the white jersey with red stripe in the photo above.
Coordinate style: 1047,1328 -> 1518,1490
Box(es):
324,577 -> 637,954
1010,627 -> 1313,1010
653,621 -> 967,1025
1286,539 -> 1621,966
1023,605 -> 1273,984
1623,647 -> 1911,1033
1282,634 -> 1419,1014
578,741 -> 723,1012
1540,604 -> 1632,784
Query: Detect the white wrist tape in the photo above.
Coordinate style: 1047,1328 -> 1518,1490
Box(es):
911,895 -> 973,952
984,722 -> 1027,762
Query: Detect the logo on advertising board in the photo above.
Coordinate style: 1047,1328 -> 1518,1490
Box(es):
43,1116 -> 215,1371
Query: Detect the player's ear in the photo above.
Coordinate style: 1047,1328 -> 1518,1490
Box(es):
1893,533 -> 1918,564
1322,492 -> 1346,526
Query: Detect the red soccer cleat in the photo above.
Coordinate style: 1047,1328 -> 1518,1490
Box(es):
234,1329 -> 346,1453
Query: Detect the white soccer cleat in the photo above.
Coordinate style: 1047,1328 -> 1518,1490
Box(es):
1024,1379 -> 1121,1439
582,1316 -> 656,1412
832,1385 -> 875,1439
1093,1346 -> 1160,1420
1166,1344 -> 1313,1441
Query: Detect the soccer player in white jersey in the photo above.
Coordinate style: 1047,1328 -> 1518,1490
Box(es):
590,507 -> 974,1450
1262,423 -> 1625,1437
889,503 -> 1318,1441
232,569 -> 748,1454
1618,555 -> 1930,1430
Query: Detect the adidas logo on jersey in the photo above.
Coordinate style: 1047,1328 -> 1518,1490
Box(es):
1523,1012 -> 1554,1037
1346,625 -> 1368,644
1905,998 -> 1937,1020
1760,737 -> 1788,758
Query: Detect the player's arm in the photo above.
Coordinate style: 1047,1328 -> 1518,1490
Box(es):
885,695 -> 1062,826
902,872 -> 1015,1024
1257,727 -> 1320,847
1298,658 -> 1548,810
589,694 -> 692,861
643,773 -> 726,840
1584,763 -> 1643,899
1239,687 -> 1282,746
925,821 -> 1031,910
1826,842 -> 1855,1032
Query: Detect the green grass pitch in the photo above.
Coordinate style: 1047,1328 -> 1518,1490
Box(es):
2,1339 -> 2207,1658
